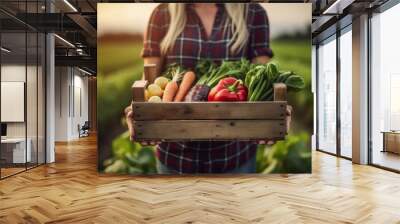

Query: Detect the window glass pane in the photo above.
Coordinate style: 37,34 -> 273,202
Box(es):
340,28 -> 352,158
1,22 -> 28,177
27,30 -> 38,168
26,0 -> 39,169
38,32 -> 45,165
0,0 -> 46,179
312,45 -> 317,151
318,36 -> 337,154
371,3 -> 400,171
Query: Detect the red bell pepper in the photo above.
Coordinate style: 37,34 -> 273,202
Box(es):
208,77 -> 247,101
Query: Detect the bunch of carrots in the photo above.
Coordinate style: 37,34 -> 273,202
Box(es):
162,71 -> 196,102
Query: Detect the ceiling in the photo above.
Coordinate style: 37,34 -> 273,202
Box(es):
0,0 -> 392,74
0,0 -> 98,73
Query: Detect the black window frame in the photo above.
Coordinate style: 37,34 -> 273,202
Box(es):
314,15 -> 353,161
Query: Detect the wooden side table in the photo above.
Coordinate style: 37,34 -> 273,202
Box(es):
382,131 -> 400,154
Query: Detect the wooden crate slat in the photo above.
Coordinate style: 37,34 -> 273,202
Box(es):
134,120 -> 286,141
132,80 -> 148,102
274,83 -> 287,101
132,102 -> 286,120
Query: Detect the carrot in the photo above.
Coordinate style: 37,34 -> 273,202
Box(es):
174,71 -> 196,102
162,81 -> 178,102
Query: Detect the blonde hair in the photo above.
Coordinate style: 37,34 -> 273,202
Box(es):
160,3 -> 249,55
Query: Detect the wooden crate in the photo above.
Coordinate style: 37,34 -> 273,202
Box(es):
131,81 -> 287,141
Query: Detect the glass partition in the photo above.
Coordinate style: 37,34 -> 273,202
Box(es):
38,32 -> 45,165
1,30 -> 28,177
27,30 -> 38,169
317,35 -> 337,154
0,1 -> 46,179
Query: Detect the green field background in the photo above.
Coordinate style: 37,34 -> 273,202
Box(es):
98,39 -> 312,174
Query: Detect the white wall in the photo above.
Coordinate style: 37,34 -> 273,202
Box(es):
72,73 -> 89,138
54,67 -> 89,141
55,67 -> 69,141
1,82 -> 25,122
1,65 -> 26,81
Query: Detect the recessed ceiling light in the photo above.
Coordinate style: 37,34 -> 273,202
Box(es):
63,0 -> 78,12
323,0 -> 354,15
78,67 -> 93,76
1,47 -> 11,53
54,34 -> 75,48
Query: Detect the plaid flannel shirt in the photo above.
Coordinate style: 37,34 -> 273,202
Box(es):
142,3 -> 273,173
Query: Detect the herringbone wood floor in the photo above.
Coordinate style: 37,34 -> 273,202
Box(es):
1,135 -> 400,224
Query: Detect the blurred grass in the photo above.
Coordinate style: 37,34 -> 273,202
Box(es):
98,39 -> 312,173
257,132 -> 311,173
98,63 -> 142,127
98,42 -> 143,74
97,42 -> 144,162
272,40 -> 311,83
271,39 -> 313,133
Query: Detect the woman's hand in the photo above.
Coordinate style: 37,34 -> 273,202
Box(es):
125,105 -> 160,146
258,105 -> 292,145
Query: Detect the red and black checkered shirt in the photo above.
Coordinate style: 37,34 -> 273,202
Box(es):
142,3 -> 273,173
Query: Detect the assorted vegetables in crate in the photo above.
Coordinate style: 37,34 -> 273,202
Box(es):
141,58 -> 305,103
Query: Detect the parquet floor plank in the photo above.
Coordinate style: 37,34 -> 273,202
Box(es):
0,135 -> 399,223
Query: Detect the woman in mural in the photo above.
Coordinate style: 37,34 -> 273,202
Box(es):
125,3 -> 291,174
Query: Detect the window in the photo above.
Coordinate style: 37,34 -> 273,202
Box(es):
317,35 -> 337,154
339,27 -> 352,158
370,2 -> 400,171
391,75 -> 400,130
